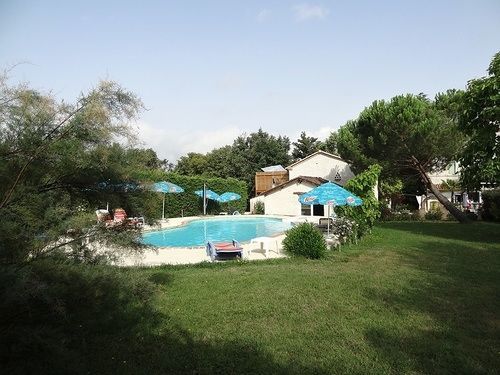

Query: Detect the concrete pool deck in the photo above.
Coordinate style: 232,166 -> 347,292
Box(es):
116,215 -> 313,267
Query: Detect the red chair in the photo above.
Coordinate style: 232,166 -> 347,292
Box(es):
113,208 -> 127,223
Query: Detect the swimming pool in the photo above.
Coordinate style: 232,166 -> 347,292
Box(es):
142,217 -> 292,247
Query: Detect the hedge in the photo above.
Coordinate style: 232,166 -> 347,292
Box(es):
131,170 -> 248,219
481,189 -> 500,222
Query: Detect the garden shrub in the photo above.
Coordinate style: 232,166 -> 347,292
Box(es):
481,189 -> 500,221
379,205 -> 394,221
465,210 -> 478,221
330,217 -> 358,244
253,200 -> 265,214
282,223 -> 327,259
336,164 -> 381,238
379,208 -> 422,221
424,208 -> 443,221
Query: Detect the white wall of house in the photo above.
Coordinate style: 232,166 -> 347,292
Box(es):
249,196 -> 264,213
263,181 -> 317,216
287,152 -> 355,185
428,162 -> 460,185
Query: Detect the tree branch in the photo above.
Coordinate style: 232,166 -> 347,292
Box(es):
0,103 -> 87,209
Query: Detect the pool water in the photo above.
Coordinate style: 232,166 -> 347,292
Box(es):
142,217 -> 292,247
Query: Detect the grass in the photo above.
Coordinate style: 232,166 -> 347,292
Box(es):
11,222 -> 500,374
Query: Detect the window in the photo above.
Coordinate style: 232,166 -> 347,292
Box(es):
301,204 -> 311,215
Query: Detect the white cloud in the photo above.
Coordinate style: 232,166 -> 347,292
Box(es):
310,126 -> 336,140
256,8 -> 271,23
288,126 -> 336,144
292,3 -> 329,21
134,121 -> 243,163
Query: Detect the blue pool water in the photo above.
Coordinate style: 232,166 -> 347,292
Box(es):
142,217 -> 292,247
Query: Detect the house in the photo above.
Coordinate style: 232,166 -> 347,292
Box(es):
286,150 -> 355,184
250,151 -> 356,217
421,161 -> 484,213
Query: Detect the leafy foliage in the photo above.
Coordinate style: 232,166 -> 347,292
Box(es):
0,77 -> 150,264
330,216 -> 358,244
481,189 -> 500,222
337,92 -> 469,223
282,223 -> 327,259
320,131 -> 339,154
175,128 -> 290,196
379,206 -> 422,222
337,164 -> 381,237
424,208 -> 443,221
291,131 -> 321,161
459,51 -> 500,189
133,169 -> 248,218
175,152 -> 209,176
337,93 -> 464,177
0,77 -> 165,373
253,200 -> 265,214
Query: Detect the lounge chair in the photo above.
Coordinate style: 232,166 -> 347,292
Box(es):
206,240 -> 243,261
113,208 -> 127,223
100,208 -> 144,228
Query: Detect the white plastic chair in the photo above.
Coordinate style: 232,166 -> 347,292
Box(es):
249,237 -> 279,257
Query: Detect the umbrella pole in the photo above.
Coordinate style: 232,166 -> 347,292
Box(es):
203,183 -> 207,216
162,193 -> 165,220
327,205 -> 330,236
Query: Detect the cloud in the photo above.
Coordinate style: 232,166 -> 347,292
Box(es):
256,9 -> 271,23
134,121 -> 243,163
309,126 -> 336,140
292,3 -> 329,21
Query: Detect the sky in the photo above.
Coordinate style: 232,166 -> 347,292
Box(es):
1,0 -> 499,162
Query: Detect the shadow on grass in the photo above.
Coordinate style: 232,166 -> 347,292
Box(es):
1,261 -> 328,375
378,221 -> 500,244
363,238 -> 500,374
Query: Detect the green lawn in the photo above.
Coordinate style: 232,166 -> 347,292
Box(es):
79,222 -> 500,373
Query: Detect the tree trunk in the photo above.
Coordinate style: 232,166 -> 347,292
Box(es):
427,181 -> 470,223
412,158 -> 470,224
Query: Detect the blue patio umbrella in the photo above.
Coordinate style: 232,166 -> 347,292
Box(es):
299,182 -> 362,235
195,186 -> 220,215
151,181 -> 184,220
194,189 -> 220,200
299,182 -> 362,206
217,192 -> 241,203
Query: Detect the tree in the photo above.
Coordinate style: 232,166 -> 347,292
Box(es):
0,76 -> 147,263
337,93 -> 470,223
173,128 -> 290,196
175,152 -> 209,176
231,128 -> 291,195
126,148 -> 174,171
459,52 -> 500,189
291,131 -> 321,160
320,131 -> 339,154
205,145 -> 241,178
0,76 -> 164,366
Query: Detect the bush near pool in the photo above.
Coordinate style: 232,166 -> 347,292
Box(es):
282,223 -> 327,259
